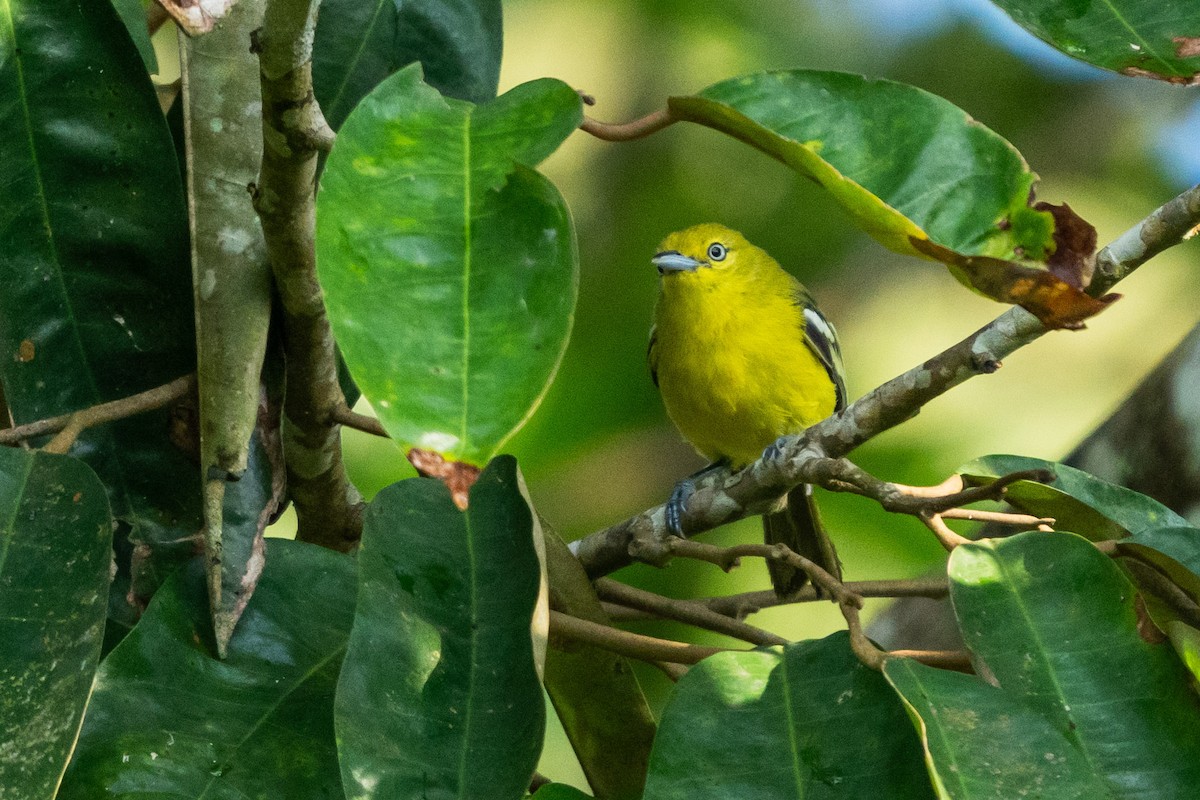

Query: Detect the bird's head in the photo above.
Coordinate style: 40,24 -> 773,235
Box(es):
652,223 -> 754,281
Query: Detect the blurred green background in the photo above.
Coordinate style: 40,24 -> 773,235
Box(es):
249,0 -> 1197,786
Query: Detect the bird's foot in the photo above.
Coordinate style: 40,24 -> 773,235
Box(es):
762,435 -> 791,464
665,479 -> 695,538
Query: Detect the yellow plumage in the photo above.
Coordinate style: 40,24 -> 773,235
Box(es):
649,223 -> 841,468
648,223 -> 846,597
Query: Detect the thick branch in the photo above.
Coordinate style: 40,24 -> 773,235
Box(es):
253,0 -> 362,551
572,184 -> 1200,578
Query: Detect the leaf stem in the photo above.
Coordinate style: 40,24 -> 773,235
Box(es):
550,609 -> 733,665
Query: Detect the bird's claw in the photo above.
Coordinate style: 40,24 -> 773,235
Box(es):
762,435 -> 790,464
665,479 -> 695,538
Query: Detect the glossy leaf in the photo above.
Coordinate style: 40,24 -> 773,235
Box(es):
644,632 -> 933,800
670,71 -> 1110,328
60,540 -> 355,799
884,659 -> 1110,800
179,0 -> 275,653
0,448 -> 112,798
317,65 -> 581,465
991,0 -> 1200,84
335,456 -> 545,800
959,454 -> 1185,540
314,0 -> 502,130
1117,525 -> 1200,601
1166,621 -> 1200,683
950,533 -> 1200,798
0,0 -> 199,569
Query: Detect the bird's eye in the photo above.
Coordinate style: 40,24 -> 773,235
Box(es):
707,243 -> 727,261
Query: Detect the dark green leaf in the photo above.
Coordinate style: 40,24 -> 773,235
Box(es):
991,0 -> 1200,83
60,540 -> 354,799
950,533 -> 1200,798
335,456 -> 545,799
1115,526 -> 1200,608
959,454 -> 1185,540
669,71 -> 1112,328
0,448 -> 112,799
0,0 -> 199,616
110,0 -> 158,73
314,0 -> 502,130
884,659 -> 1111,800
317,66 -> 581,465
644,632 -> 933,799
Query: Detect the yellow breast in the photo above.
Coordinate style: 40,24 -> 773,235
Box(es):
652,264 -> 836,468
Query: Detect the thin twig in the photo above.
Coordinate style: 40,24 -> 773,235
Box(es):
550,610 -> 733,665
940,508 -> 1053,527
579,109 -> 676,141
330,405 -> 388,438
571,183 -> 1200,579
0,374 -> 195,447
664,538 -> 863,609
652,661 -> 690,682
921,513 -> 973,551
594,578 -> 788,647
699,578 -> 950,619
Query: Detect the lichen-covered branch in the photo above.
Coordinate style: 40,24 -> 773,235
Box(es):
253,0 -> 362,550
572,183 -> 1200,578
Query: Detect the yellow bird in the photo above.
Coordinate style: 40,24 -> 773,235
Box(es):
648,223 -> 846,596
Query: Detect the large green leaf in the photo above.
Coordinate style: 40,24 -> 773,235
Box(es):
0,0 -> 199,551
643,632 -> 933,800
991,0 -> 1200,83
0,448 -> 112,799
884,659 -> 1111,800
335,456 -> 545,799
670,71 -> 1112,328
317,65 -> 581,465
59,540 -> 354,798
950,533 -> 1200,798
313,0 -> 502,130
959,454 -> 1186,540
1117,525 -> 1200,600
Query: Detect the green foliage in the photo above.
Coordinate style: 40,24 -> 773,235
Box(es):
1,1 -> 1199,799
0,448 -> 112,798
991,0 -> 1200,81
336,457 -> 546,799
317,65 -> 581,465
644,633 -> 932,799
960,454 -> 1187,538
60,541 -> 354,798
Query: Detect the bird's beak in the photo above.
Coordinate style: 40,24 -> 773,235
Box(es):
652,251 -> 702,274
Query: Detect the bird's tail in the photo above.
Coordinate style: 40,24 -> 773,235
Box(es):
762,484 -> 842,598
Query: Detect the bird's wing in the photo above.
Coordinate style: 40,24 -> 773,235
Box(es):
793,282 -> 847,412
647,324 -> 660,388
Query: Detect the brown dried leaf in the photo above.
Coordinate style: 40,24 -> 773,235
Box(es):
1034,201 -> 1098,289
155,0 -> 238,36
912,238 -> 1120,330
407,448 -> 481,510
